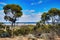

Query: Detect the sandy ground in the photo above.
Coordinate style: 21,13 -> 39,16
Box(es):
0,37 -> 60,40
0,36 -> 60,40
0,37 -> 44,40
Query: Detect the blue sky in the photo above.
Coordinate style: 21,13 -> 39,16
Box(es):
0,0 -> 60,22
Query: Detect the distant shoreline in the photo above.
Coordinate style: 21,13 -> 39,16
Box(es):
2,22 -> 36,25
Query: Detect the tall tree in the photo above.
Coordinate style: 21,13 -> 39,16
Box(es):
48,8 -> 59,24
3,4 -> 23,26
57,10 -> 60,23
41,12 -> 50,24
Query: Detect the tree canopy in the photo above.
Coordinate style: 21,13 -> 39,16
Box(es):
40,8 -> 60,24
3,4 -> 23,26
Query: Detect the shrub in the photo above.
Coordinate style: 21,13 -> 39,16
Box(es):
14,26 -> 31,36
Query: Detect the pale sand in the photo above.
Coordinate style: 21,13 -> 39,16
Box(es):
0,37 -> 60,40
0,37 -> 44,40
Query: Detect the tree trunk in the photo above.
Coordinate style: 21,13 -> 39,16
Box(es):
11,22 -> 14,37
43,21 -> 45,24
52,16 -> 55,25
12,22 -> 13,27
59,16 -> 60,24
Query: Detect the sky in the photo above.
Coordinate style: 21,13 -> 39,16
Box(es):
0,0 -> 60,22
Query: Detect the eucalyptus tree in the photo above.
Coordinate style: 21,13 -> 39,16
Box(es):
41,12 -> 50,24
57,10 -> 60,23
48,8 -> 59,24
3,4 -> 23,37
3,4 -> 23,26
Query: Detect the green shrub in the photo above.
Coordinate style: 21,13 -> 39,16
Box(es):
0,30 -> 11,37
14,26 -> 31,36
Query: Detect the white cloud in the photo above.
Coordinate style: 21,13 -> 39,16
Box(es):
0,10 -> 6,22
0,2 -> 7,5
0,10 -> 43,22
31,0 -> 43,5
22,10 -> 35,13
16,12 -> 42,22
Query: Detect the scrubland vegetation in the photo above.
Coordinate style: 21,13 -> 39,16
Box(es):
0,23 -> 60,40
0,4 -> 60,40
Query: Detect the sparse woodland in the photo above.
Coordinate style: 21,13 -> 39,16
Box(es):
0,4 -> 60,40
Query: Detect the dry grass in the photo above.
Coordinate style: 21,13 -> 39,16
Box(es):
0,37 -> 60,40
0,36 -> 45,40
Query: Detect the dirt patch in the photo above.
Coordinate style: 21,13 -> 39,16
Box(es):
0,37 -> 45,40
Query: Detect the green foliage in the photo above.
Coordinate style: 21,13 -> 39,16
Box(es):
36,22 -> 40,28
41,8 -> 60,24
0,25 -> 36,37
6,27 -> 12,36
0,22 -> 5,29
3,4 -> 22,18
48,8 -> 59,16
14,26 -> 31,36
1,8 -> 60,37
3,4 -> 23,26
35,24 -> 50,33
0,30 -> 11,37
0,30 -> 5,34
41,12 -> 50,24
